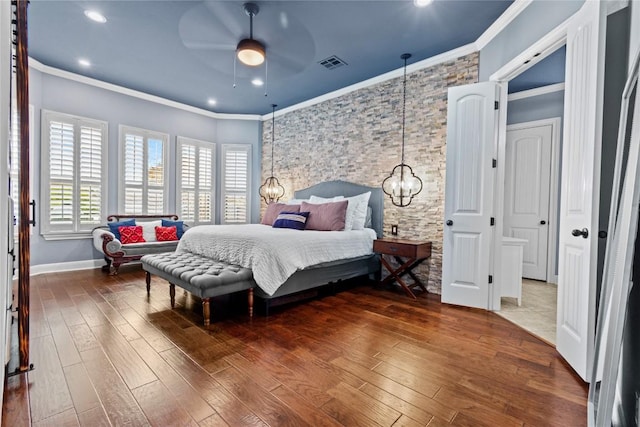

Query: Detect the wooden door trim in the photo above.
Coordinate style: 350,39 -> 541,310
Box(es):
15,0 -> 31,373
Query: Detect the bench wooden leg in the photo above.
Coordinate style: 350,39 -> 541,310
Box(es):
248,288 -> 254,318
169,284 -> 176,308
202,298 -> 211,326
145,271 -> 151,295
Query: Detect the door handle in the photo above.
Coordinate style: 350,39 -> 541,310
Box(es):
29,200 -> 36,226
540,220 -> 546,225
446,220 -> 453,226
598,230 -> 608,239
571,228 -> 589,238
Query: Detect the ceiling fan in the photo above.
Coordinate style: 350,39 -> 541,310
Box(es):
178,1 -> 315,80
236,3 -> 265,67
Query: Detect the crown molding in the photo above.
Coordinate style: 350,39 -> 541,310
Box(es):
507,82 -> 565,101
475,0 -> 534,50
29,58 -> 261,121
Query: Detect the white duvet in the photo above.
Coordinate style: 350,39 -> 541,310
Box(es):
176,224 -> 376,296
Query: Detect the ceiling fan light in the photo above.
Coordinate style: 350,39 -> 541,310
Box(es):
237,38 -> 265,66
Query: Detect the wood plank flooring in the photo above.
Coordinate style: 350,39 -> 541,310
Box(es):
2,267 -> 587,426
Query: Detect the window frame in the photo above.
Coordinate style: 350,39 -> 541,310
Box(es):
118,125 -> 169,215
40,109 -> 108,240
221,144 -> 252,224
176,136 -> 216,225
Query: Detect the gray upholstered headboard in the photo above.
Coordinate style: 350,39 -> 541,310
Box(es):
294,180 -> 384,238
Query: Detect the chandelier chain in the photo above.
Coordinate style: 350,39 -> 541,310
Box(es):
271,104 -> 276,176
401,54 -> 407,165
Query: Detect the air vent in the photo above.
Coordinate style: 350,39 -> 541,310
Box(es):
318,55 -> 347,70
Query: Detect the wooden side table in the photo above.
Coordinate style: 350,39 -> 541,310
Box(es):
373,238 -> 432,299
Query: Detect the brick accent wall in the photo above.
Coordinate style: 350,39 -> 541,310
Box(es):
261,52 -> 479,293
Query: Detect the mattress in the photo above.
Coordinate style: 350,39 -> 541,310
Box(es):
176,224 -> 377,296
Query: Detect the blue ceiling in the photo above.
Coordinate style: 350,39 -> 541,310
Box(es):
28,0 -> 523,115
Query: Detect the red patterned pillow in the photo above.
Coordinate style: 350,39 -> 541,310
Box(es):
155,225 -> 178,242
118,225 -> 145,244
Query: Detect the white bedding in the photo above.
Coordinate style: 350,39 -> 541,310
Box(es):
176,224 -> 376,296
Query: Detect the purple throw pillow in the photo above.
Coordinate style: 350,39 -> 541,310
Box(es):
301,200 -> 348,231
261,202 -> 300,225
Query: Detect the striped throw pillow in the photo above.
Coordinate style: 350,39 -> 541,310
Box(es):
272,211 -> 310,230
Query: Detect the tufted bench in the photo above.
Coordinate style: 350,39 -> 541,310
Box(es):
141,252 -> 255,326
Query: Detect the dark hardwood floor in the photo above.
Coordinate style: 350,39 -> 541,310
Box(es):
2,267 -> 587,426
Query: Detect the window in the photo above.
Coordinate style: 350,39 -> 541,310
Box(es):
176,136 -> 216,225
119,125 -> 168,215
221,144 -> 252,224
41,110 -> 108,239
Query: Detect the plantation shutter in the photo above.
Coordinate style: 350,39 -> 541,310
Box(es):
124,134 -> 144,214
198,146 -> 213,223
222,144 -> 251,224
120,126 -> 168,215
49,120 -> 75,225
78,125 -> 103,227
180,144 -> 196,221
41,110 -> 107,238
177,137 -> 215,225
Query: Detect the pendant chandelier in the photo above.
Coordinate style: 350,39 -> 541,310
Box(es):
382,53 -> 423,207
259,104 -> 285,204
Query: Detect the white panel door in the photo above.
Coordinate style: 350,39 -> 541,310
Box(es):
442,81 -> 498,309
504,124 -> 552,281
556,0 -> 605,381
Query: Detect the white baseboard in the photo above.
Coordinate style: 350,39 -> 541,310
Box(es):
30,259 -> 104,276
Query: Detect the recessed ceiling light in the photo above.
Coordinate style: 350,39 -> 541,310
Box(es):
251,78 -> 264,86
78,58 -> 91,67
414,0 -> 433,7
84,10 -> 107,23
207,98 -> 217,106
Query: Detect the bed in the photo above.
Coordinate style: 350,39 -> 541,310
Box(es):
177,180 -> 383,306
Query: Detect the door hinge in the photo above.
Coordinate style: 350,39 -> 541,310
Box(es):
489,275 -> 493,284
494,101 -> 499,110
490,217 -> 495,226
492,158 -> 497,168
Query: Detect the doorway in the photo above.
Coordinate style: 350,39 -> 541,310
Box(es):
495,47 -> 565,342
499,114 -> 563,344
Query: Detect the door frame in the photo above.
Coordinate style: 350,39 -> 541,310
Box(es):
506,117 -> 562,284
489,14 -> 570,311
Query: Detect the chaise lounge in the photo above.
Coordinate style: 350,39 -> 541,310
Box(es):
92,214 -> 189,274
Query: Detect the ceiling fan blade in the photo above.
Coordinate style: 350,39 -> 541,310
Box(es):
179,2 -> 242,52
202,1 -> 245,37
182,40 -> 236,51
267,50 -> 310,74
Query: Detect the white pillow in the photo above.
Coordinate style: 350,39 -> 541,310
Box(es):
286,198 -> 307,205
139,220 -> 161,242
345,191 -> 371,230
308,195 -> 345,204
308,193 -> 370,230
